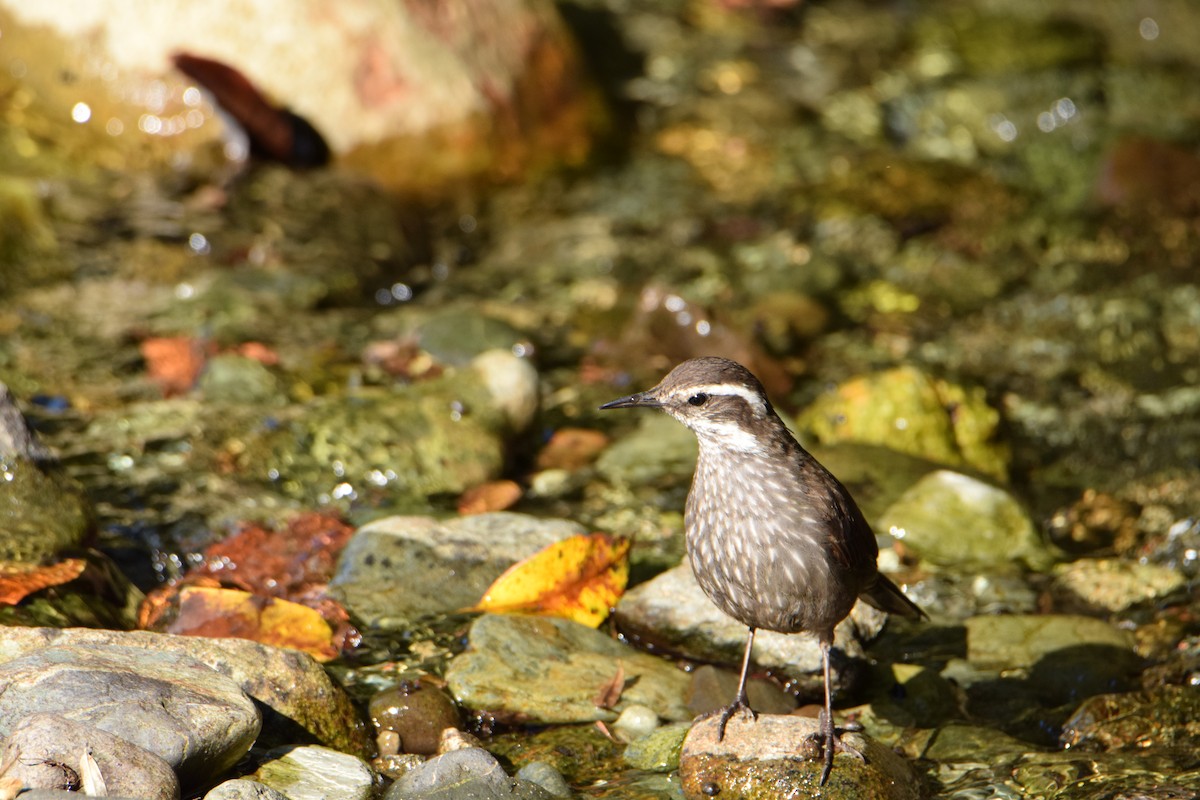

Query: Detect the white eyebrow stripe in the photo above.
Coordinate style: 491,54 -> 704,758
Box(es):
676,382 -> 767,415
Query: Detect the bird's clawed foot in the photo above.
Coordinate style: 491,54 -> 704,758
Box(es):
812,709 -> 866,786
704,693 -> 757,741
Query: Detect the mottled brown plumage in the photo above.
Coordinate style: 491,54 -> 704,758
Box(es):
602,356 -> 924,785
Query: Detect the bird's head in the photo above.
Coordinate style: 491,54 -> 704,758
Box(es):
600,357 -> 779,453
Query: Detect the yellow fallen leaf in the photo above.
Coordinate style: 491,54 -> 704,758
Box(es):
167,586 -> 339,662
470,534 -> 631,627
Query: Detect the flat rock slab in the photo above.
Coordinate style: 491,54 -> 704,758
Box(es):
679,714 -> 921,800
445,614 -> 692,724
331,512 -> 586,627
0,644 -> 258,786
0,713 -> 180,800
615,563 -> 885,677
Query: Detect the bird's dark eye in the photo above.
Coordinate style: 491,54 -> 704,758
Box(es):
687,393 -> 709,406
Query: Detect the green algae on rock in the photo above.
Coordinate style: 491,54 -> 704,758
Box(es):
679,714 -> 921,800
795,367 -> 1009,482
877,470 -> 1055,571
236,353 -> 534,507
445,613 -> 691,725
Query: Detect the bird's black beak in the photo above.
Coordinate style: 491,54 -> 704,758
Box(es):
599,390 -> 661,410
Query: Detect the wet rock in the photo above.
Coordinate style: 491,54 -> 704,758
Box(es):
878,470 -> 1055,571
795,367 -> 1009,482
331,512 -> 586,627
0,627 -> 372,757
204,780 -> 290,800
198,354 -> 284,406
369,680 -> 461,756
623,722 -> 691,773
513,761 -> 573,798
679,714 -> 921,800
485,724 -> 620,787
611,704 -> 660,743
249,745 -> 374,800
0,382 -> 90,562
805,443 -> 943,521
1046,489 -> 1141,555
965,614 -> 1136,671
614,562 -> 885,692
409,311 -> 530,368
1061,685 -> 1200,752
383,746 -> 557,800
919,721 -> 1035,764
237,353 -> 535,506
867,663 -> 961,729
0,644 -> 259,787
594,411 -> 697,487
0,713 -> 180,800
1052,558 -> 1186,612
445,613 -> 691,724
685,664 -> 797,718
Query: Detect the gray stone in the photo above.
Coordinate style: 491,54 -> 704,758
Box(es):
878,470 -> 1056,571
331,512 -> 586,627
199,354 -> 284,405
250,745 -> 375,800
385,747 -> 557,800
611,704 -> 660,743
594,412 -> 697,487
0,644 -> 258,787
203,780 -> 290,800
0,383 -> 90,562
614,562 -> 886,681
445,614 -> 691,724
0,627 -> 372,757
513,761 -> 573,798
0,713 -> 180,800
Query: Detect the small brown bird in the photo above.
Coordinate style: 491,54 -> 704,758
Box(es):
602,356 -> 925,785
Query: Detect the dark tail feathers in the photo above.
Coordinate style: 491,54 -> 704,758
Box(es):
861,573 -> 927,620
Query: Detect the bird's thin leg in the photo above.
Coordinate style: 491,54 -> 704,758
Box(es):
715,626 -> 758,740
816,639 -> 865,786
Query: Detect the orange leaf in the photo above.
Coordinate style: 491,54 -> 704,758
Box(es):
167,586 -> 339,662
536,428 -> 609,470
458,480 -> 522,515
140,336 -> 206,396
0,559 -> 87,605
469,534 -> 631,627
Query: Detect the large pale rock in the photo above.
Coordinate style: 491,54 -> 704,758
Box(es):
0,713 -> 180,800
0,627 -> 373,757
0,644 -> 259,786
0,0 -> 596,188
